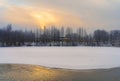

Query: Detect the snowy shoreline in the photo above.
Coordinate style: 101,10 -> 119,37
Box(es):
0,47 -> 120,69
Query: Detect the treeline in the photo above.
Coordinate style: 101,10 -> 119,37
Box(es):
0,24 -> 120,47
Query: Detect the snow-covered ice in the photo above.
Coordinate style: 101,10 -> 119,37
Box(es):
0,47 -> 120,69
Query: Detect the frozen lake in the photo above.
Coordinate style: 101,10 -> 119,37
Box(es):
0,47 -> 120,69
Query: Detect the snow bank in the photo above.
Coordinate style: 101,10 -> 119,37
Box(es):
0,47 -> 120,69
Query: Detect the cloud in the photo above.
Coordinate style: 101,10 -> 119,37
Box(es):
3,6 -> 85,29
0,2 -> 3,6
0,0 -> 120,31
0,0 -> 6,6
22,0 -> 120,29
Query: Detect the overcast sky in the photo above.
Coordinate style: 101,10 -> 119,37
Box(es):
0,0 -> 120,31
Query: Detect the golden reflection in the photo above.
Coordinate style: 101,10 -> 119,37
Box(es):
31,66 -> 58,80
3,65 -> 61,81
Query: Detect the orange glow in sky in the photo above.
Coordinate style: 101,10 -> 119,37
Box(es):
31,12 -> 58,29
0,0 -> 120,30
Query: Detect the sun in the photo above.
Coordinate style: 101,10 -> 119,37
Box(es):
31,12 -> 57,29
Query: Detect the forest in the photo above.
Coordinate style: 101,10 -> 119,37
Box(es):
0,24 -> 120,47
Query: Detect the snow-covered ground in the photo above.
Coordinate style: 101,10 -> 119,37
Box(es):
0,47 -> 120,69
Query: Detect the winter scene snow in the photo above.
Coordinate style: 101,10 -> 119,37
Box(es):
0,47 -> 120,69
0,0 -> 120,81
